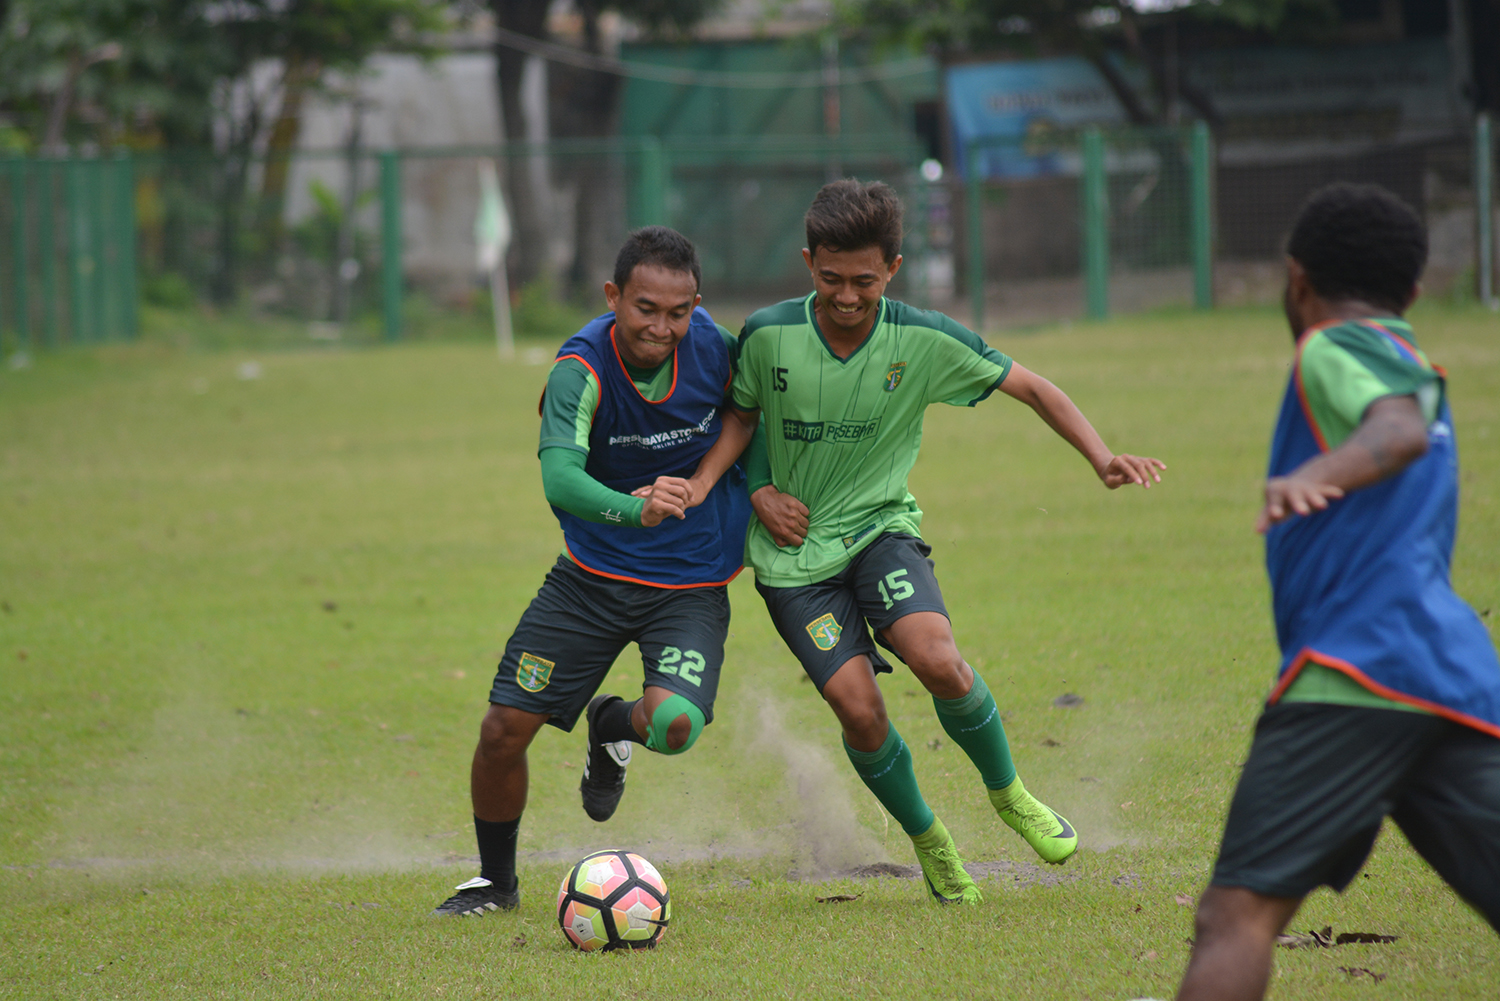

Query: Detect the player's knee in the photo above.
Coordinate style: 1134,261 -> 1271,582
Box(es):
906,638 -> 964,681
829,698 -> 887,745
477,708 -> 528,760
645,695 -> 706,756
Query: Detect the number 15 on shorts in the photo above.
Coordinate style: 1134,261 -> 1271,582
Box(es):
877,569 -> 914,610
656,646 -> 705,686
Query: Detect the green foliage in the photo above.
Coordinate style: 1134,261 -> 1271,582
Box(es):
1,305 -> 1497,997
288,177 -> 377,264
511,277 -> 595,341
850,0 -> 1344,52
846,0 -> 1349,125
0,0 -> 449,150
141,270 -> 195,308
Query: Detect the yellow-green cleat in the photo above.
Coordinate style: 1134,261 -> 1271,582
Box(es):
910,816 -> 982,905
989,778 -> 1078,865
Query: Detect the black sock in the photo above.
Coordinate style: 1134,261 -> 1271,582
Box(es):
595,696 -> 645,745
475,816 -> 519,891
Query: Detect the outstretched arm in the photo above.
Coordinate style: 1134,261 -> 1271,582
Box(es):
998,362 -> 1165,489
1256,394 -> 1428,533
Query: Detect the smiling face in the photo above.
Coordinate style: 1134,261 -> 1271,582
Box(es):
604,264 -> 702,370
802,244 -> 902,344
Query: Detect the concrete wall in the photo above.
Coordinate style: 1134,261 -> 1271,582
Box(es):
284,53 -> 503,300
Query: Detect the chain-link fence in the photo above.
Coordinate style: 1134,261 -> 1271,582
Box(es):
949,125 -> 1211,333
0,117 -> 1494,353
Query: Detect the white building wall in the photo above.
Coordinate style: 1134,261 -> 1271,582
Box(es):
286,52 -> 504,296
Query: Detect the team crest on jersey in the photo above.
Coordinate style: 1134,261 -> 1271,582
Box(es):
805,613 -> 842,651
884,362 -> 906,391
516,653 -> 555,692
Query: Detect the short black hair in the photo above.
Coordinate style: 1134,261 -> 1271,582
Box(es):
1286,183 -> 1427,312
805,179 -> 904,264
613,226 -> 700,292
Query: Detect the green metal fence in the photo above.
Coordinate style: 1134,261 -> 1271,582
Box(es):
1,119 -> 1495,355
2,154 -> 138,349
962,123 -> 1215,334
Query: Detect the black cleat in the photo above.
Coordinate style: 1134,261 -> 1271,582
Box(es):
431,876 -> 519,917
580,695 -> 632,822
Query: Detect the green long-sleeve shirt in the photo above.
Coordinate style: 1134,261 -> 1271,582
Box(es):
538,324 -> 756,527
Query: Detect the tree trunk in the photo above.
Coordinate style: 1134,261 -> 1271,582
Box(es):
259,54 -> 322,250
490,0 -> 554,290
558,0 -> 623,298
211,91 -> 262,306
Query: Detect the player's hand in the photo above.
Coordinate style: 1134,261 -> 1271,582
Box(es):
632,476 -> 691,527
1255,476 -> 1344,533
751,485 -> 809,548
1100,453 -> 1166,489
683,474 -> 711,510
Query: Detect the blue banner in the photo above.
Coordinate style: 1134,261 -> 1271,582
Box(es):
946,58 -> 1130,178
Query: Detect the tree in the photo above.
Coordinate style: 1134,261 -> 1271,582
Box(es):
487,0 -> 719,293
0,0 -> 445,303
850,0 -> 1344,129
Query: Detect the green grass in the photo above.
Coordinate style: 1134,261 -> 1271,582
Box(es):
2,303 -> 1498,999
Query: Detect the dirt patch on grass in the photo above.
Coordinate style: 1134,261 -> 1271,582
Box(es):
840,859 -> 1078,889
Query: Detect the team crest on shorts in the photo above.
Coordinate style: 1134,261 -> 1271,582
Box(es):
517,652 -> 555,692
805,613 -> 842,651
884,362 -> 906,392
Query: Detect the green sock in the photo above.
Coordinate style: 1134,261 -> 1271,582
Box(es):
933,672 -> 1017,791
843,723 -> 936,837
909,814 -> 948,849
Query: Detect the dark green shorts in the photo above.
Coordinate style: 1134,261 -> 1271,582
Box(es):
1212,701 -> 1500,928
755,532 -> 948,691
488,557 -> 728,732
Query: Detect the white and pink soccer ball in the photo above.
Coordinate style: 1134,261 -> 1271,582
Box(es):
556,850 -> 671,952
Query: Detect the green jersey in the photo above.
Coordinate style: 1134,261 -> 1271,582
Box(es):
732,294 -> 1012,587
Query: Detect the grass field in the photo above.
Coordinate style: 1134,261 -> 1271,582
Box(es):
2,303 -> 1498,1000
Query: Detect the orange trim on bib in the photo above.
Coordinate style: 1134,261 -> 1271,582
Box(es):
1291,324 -> 1335,453
1269,647 -> 1500,740
1362,320 -> 1447,377
564,543 -> 742,590
550,353 -> 603,426
609,324 -> 678,405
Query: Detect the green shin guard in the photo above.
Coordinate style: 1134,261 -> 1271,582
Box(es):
644,694 -> 705,756
843,724 -> 935,836
932,672 -> 1017,790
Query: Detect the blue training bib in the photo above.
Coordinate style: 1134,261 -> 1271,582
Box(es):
1265,325 -> 1500,735
552,307 -> 750,587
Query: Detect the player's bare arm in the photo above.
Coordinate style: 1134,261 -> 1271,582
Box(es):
684,405 -> 758,504
681,406 -> 809,545
998,362 -> 1166,489
1255,393 -> 1428,533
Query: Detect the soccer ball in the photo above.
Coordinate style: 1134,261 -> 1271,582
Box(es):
555,849 -> 671,952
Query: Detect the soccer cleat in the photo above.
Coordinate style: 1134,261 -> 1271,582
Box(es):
431,876 -> 519,917
910,816 -> 982,905
580,694 -> 632,822
990,778 -> 1079,865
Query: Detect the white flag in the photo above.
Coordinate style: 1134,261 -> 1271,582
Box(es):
475,160 -> 511,273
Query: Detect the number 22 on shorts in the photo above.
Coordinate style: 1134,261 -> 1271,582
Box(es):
656,646 -> 706,686
877,569 -> 914,610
